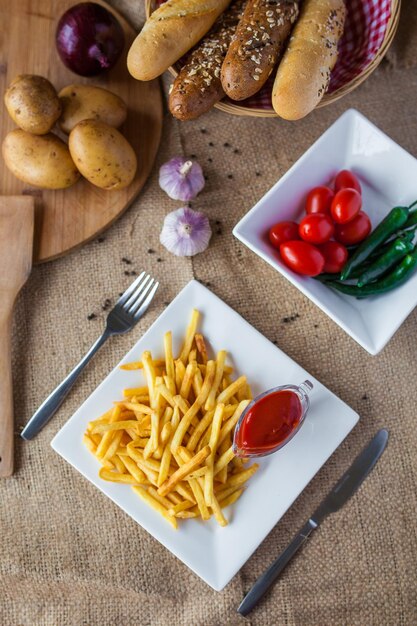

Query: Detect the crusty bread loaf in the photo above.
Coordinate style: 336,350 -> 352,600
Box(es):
221,0 -> 300,101
127,0 -> 232,81
169,0 -> 246,120
272,0 -> 346,120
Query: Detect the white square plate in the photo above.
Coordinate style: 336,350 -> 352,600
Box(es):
51,280 -> 359,590
233,109 -> 417,355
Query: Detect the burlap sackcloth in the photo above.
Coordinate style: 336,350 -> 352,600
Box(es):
1,2 -> 417,625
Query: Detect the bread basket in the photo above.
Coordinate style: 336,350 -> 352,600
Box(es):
145,0 -> 401,117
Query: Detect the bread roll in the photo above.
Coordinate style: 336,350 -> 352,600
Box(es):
169,0 -> 246,120
272,0 -> 346,120
127,0 -> 232,81
221,0 -> 299,101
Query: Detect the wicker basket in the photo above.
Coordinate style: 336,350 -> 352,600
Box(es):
145,0 -> 401,118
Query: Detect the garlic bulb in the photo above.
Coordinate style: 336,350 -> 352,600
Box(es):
160,207 -> 211,257
159,156 -> 205,201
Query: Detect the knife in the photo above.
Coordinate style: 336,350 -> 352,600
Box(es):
237,429 -> 389,616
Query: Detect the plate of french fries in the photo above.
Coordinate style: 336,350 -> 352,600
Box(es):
51,279 -> 359,590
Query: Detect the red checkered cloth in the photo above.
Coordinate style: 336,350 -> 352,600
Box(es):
154,0 -> 393,111
329,0 -> 392,92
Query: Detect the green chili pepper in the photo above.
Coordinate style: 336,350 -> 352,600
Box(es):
326,247 -> 417,298
315,273 -> 341,282
364,225 -> 417,265
340,206 -> 410,280
380,200 -> 417,234
367,226 -> 416,259
357,232 -> 415,287
403,210 -> 417,230
315,263 -> 372,283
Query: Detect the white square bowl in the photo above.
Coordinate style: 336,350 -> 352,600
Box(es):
233,109 -> 417,355
51,280 -> 359,590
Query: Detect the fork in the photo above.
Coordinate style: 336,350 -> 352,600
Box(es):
21,272 -> 159,440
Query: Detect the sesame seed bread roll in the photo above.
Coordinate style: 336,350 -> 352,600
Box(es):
127,0 -> 233,81
169,0 -> 247,120
221,0 -> 300,101
272,0 -> 346,120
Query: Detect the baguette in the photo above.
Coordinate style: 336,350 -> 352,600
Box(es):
221,0 -> 300,101
272,0 -> 346,120
169,0 -> 247,120
127,0 -> 232,81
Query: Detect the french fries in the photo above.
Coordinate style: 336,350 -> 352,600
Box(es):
83,309 -> 258,528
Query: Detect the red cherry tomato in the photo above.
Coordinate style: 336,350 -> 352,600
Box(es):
318,241 -> 348,273
331,188 -> 362,224
268,221 -> 300,249
334,211 -> 372,245
334,169 -> 361,194
299,213 -> 335,244
280,240 -> 325,276
305,186 -> 334,215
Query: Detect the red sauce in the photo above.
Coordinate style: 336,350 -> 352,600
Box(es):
235,390 -> 302,454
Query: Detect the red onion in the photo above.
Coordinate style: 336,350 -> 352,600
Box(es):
55,2 -> 125,76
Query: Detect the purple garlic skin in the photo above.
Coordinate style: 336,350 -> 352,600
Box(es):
160,207 -> 211,257
159,156 -> 205,201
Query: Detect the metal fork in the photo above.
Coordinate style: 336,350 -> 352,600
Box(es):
21,272 -> 159,440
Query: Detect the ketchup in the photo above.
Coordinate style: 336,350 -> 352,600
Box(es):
235,389 -> 303,455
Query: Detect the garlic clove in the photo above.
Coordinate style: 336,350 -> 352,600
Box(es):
159,156 -> 205,201
160,207 -> 211,257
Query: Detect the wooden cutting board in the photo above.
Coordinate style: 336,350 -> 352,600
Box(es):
0,0 -> 163,263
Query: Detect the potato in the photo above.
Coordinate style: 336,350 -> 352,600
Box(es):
69,120 -> 137,190
58,84 -> 127,134
2,129 -> 80,189
4,75 -> 61,135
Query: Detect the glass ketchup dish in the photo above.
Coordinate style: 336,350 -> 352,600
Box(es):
232,380 -> 313,458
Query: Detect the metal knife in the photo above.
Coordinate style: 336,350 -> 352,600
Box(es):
237,429 -> 389,617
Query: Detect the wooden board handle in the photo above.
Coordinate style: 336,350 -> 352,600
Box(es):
0,310 -> 13,477
0,195 -> 34,477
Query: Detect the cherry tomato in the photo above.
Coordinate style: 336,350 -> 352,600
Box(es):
280,240 -> 325,276
305,186 -> 334,215
334,211 -> 372,245
269,221 -> 300,249
299,213 -> 335,244
331,188 -> 362,224
318,241 -> 348,273
334,169 -> 361,194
